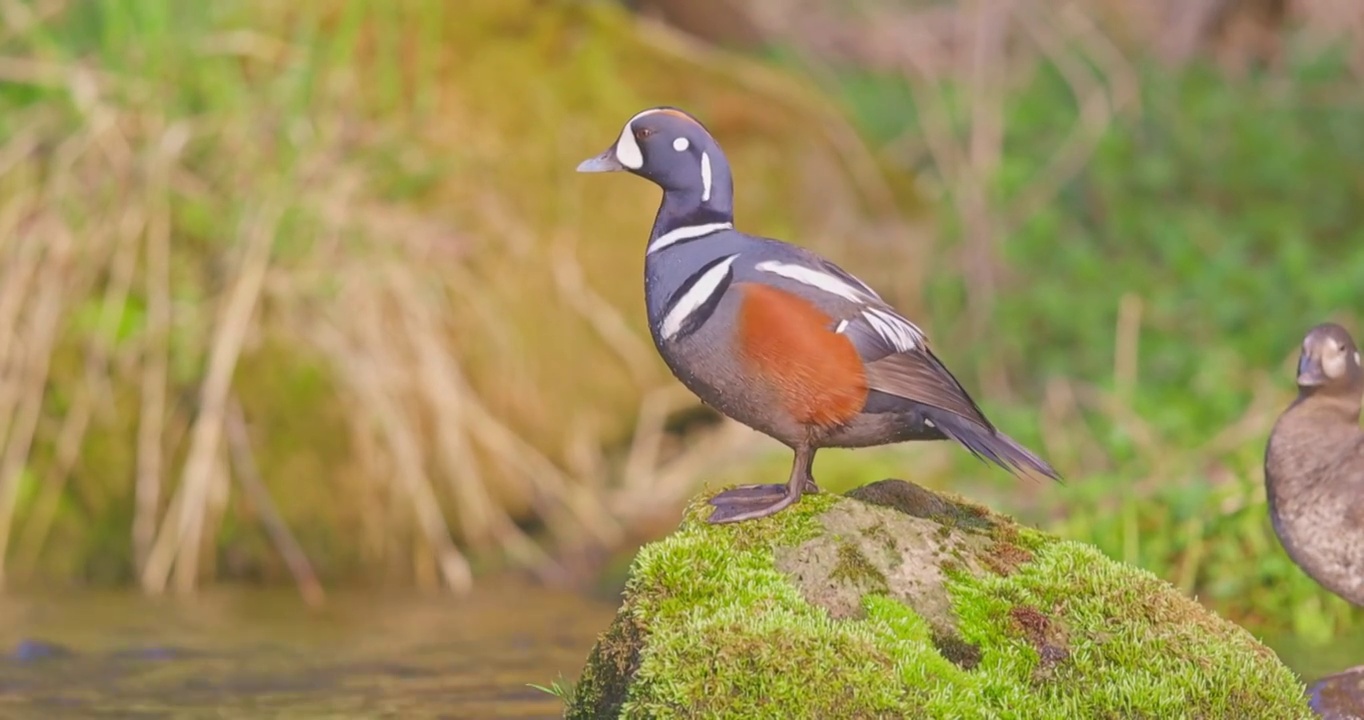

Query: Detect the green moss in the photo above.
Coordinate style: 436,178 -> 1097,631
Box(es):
980,539 -> 1035,577
929,627 -> 983,670
570,610 -> 645,719
829,539 -> 890,596
684,487 -> 836,553
863,519 -> 897,557
566,480 -> 1313,719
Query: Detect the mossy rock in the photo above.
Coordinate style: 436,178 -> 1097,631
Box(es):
564,479 -> 1313,719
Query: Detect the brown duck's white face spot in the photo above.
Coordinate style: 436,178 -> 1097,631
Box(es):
1322,339 -> 1348,379
672,137 -> 690,152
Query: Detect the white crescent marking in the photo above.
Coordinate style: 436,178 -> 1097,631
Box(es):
701,151 -> 713,202
661,254 -> 740,341
614,108 -> 669,170
615,123 -> 643,169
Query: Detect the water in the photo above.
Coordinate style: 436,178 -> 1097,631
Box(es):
0,578 -> 1355,718
1267,628 -> 1364,686
0,578 -> 617,718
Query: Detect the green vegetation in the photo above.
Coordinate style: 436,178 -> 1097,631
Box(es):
566,481 -> 1313,719
770,47 -> 1364,646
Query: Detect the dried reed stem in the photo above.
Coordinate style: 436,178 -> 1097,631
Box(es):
0,204 -> 47,450
141,203 -> 281,595
1008,2 -> 1126,231
0,221 -> 70,586
11,203 -> 142,573
1113,292 -> 1143,404
620,387 -> 687,497
225,398 -> 326,607
549,235 -> 656,387
133,123 -> 185,574
382,261 -> 553,569
320,293 -> 473,594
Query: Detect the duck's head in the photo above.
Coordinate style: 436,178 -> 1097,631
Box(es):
576,106 -> 730,206
1295,322 -> 1363,396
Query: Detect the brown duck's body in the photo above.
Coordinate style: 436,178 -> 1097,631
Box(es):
1264,322 -> 1364,606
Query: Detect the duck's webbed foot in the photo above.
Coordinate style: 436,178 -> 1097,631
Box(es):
705,445 -> 817,524
705,486 -> 801,524
706,484 -> 792,524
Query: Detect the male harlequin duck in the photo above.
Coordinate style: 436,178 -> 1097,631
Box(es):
577,106 -> 1060,524
1264,322 -> 1364,606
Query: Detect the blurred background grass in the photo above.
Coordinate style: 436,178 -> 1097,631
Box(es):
0,0 -> 1360,651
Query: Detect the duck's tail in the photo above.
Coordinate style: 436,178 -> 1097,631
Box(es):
929,410 -> 1063,483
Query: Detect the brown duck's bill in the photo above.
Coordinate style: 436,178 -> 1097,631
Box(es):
1298,353 -> 1326,387
576,149 -> 625,173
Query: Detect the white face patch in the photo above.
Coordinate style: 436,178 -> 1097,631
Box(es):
613,108 -> 667,170
753,261 -> 873,303
700,151 -> 713,202
615,122 -> 643,169
672,137 -> 690,152
660,254 -> 740,341
647,222 -> 733,255
1324,346 -> 1347,378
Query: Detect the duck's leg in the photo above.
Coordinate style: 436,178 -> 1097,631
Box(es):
706,444 -> 815,524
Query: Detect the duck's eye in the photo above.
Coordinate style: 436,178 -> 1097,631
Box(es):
635,127 -> 655,141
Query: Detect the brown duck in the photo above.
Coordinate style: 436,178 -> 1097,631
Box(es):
1264,322 -> 1364,606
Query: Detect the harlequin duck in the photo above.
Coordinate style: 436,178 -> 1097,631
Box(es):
1264,322 -> 1364,606
577,106 -> 1060,524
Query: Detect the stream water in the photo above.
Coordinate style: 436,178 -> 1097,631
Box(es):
0,578 -> 615,718
0,578 -> 1354,718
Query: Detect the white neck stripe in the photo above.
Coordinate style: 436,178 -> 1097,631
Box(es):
646,222 -> 732,255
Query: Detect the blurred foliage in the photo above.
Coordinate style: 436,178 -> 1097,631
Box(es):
779,44 -> 1364,646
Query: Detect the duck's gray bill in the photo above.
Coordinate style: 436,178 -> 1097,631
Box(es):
1297,353 -> 1326,387
576,150 -> 625,173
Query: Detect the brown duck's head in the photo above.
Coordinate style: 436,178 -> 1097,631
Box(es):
1295,322 -> 1364,398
